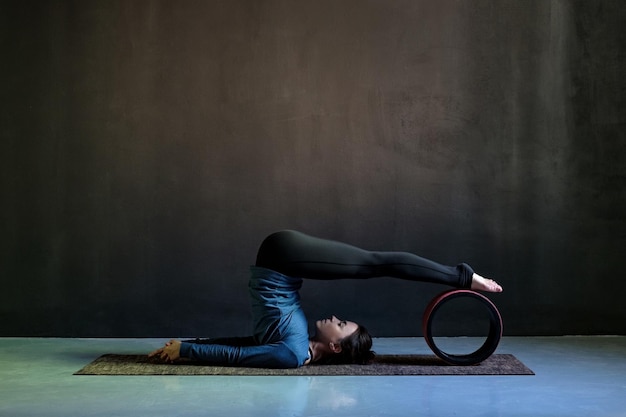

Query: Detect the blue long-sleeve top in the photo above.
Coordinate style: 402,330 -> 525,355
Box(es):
178,266 -> 311,368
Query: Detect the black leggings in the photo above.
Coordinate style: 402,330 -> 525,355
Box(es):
255,230 -> 474,288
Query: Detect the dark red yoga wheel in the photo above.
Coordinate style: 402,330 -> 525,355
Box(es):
422,289 -> 503,366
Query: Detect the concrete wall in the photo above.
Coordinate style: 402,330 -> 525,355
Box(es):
1,0 -> 624,337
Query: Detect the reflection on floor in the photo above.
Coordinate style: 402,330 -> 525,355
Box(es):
1,336 -> 625,416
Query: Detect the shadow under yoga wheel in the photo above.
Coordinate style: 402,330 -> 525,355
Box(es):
422,289 -> 503,366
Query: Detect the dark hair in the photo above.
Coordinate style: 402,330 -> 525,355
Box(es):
326,324 -> 375,365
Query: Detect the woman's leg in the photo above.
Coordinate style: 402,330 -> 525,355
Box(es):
255,230 -> 473,288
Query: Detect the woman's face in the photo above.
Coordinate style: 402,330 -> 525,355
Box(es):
314,315 -> 358,343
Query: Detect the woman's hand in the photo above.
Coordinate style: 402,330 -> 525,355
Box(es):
148,339 -> 182,363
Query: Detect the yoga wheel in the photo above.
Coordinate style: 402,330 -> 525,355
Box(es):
422,289 -> 503,366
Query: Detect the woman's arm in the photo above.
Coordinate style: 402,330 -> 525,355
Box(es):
179,339 -> 301,368
149,338 -> 302,368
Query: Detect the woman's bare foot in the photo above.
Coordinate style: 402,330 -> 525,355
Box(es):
471,273 -> 503,293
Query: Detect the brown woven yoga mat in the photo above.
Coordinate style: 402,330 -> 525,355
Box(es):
74,353 -> 533,376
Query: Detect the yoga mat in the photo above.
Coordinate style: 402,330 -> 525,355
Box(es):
74,354 -> 534,376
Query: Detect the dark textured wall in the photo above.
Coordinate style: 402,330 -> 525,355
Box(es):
1,1 -> 624,337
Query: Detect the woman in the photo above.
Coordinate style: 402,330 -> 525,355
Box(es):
149,230 -> 502,368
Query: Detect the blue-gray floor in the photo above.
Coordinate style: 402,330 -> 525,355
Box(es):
1,336 -> 625,417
